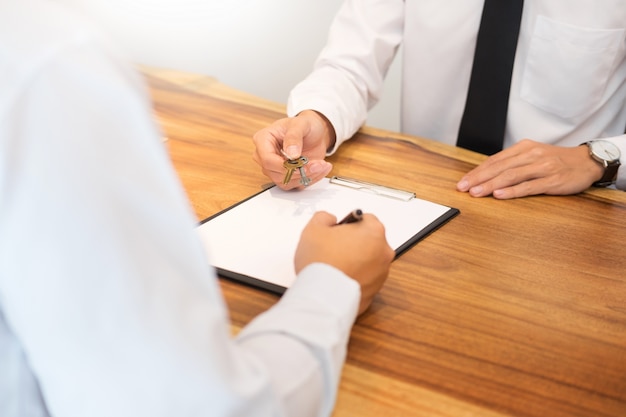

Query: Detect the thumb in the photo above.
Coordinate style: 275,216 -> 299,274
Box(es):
282,118 -> 309,159
282,137 -> 302,160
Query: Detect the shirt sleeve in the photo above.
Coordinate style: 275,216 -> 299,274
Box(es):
605,134 -> 626,190
0,30 -> 359,417
286,0 -> 405,153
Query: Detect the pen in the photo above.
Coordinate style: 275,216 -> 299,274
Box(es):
337,209 -> 363,225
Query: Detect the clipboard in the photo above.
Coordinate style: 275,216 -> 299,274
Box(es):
197,176 -> 459,294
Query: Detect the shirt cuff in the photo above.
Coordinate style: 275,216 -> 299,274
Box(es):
603,135 -> 626,190
236,263 -> 360,416
238,263 -> 360,342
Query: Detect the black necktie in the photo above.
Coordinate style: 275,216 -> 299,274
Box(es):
457,0 -> 524,155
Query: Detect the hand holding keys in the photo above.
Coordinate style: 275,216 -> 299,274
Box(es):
281,149 -> 311,187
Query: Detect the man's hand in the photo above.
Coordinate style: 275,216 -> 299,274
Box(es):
295,211 -> 394,315
252,110 -> 336,190
456,139 -> 605,199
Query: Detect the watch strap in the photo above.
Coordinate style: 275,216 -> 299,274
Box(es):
581,141 -> 621,187
594,160 -> 620,187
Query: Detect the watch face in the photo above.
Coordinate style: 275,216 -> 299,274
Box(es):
591,141 -> 621,162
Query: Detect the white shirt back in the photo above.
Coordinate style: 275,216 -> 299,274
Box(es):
0,2 -> 360,416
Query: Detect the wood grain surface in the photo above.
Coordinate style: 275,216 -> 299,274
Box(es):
142,66 -> 626,417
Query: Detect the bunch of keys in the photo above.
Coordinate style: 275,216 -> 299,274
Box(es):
281,149 -> 311,186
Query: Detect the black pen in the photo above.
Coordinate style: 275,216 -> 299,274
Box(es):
337,209 -> 363,225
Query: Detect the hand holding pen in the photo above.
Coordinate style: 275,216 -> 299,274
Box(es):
294,209 -> 394,315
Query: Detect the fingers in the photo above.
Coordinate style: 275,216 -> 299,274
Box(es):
464,164 -> 540,197
460,157 -> 553,198
294,160 -> 332,188
457,140 -> 601,199
308,210 -> 337,226
308,211 -> 387,231
295,211 -> 393,277
457,139 -> 535,192
491,180 -> 542,199
251,119 -> 306,190
269,160 -> 333,191
252,113 -> 334,189
251,117 -> 295,168
457,139 -> 548,197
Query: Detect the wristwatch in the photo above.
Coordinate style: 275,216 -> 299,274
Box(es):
582,140 -> 621,187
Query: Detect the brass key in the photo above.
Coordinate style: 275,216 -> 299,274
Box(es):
282,161 -> 297,184
282,156 -> 310,186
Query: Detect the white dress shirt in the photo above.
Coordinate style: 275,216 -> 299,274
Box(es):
288,0 -> 626,190
0,2 -> 360,417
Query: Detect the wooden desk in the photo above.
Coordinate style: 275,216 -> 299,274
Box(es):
142,67 -> 626,417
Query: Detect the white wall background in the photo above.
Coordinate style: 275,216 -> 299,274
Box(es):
59,0 -> 401,132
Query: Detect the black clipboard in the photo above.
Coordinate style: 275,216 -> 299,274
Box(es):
198,176 -> 459,294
